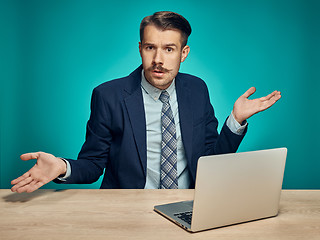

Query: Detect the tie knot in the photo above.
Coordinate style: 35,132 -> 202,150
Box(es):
159,91 -> 170,103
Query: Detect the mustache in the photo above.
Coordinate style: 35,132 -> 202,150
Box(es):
147,65 -> 170,73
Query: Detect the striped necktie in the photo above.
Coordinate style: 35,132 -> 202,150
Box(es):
159,90 -> 178,189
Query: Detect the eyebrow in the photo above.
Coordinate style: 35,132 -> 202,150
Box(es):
143,42 -> 178,48
164,43 -> 178,48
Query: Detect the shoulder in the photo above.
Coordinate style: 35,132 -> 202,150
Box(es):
176,72 -> 209,92
94,76 -> 129,94
93,66 -> 142,97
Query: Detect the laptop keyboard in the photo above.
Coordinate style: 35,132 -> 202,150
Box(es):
174,211 -> 193,225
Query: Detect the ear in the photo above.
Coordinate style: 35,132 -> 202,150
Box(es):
180,45 -> 190,63
139,42 -> 142,57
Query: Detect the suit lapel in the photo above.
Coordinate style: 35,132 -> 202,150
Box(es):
175,74 -> 193,166
123,66 -> 147,177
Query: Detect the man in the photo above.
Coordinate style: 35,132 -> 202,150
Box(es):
11,11 -> 281,192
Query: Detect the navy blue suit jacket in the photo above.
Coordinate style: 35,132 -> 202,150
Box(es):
57,65 -> 246,188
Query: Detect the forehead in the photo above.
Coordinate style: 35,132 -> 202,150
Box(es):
142,25 -> 182,46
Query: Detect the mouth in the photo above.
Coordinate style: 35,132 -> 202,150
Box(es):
152,69 -> 165,78
149,65 -> 169,78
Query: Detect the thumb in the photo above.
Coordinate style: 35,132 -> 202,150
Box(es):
20,152 -> 41,161
242,87 -> 256,98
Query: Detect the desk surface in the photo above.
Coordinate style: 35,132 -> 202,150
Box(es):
0,189 -> 319,240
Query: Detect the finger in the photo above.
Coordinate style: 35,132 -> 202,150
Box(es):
260,93 -> 282,111
14,184 -> 31,193
14,179 -> 38,193
27,181 -> 44,193
11,171 -> 31,185
266,91 -> 281,103
11,176 -> 33,192
19,179 -> 43,193
261,91 -> 281,101
20,152 -> 41,161
260,91 -> 277,101
269,94 -> 282,106
242,87 -> 256,98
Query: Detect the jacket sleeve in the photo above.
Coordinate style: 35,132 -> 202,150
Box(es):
54,87 -> 112,184
203,84 -> 247,156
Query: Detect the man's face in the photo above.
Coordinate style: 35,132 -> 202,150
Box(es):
139,25 -> 190,90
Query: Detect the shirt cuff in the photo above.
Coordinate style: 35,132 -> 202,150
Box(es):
226,112 -> 248,135
56,158 -> 71,181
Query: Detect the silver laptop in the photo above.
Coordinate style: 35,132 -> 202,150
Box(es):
154,148 -> 287,232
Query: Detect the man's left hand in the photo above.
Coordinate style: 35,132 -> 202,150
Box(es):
232,87 -> 281,124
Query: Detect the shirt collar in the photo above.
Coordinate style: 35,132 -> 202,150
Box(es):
141,69 -> 176,101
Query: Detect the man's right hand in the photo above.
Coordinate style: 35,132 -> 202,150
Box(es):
11,152 -> 67,193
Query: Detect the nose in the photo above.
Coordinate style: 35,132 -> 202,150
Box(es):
153,49 -> 163,65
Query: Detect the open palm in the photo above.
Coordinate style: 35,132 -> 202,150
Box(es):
11,152 -> 66,193
232,87 -> 281,124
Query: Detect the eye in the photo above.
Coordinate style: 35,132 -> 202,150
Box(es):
166,47 -> 173,52
146,46 -> 154,50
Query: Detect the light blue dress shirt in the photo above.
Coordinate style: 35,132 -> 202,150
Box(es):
141,72 -> 190,189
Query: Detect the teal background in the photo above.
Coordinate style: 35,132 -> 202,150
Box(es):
1,0 -> 319,189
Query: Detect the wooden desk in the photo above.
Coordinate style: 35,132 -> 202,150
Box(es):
0,190 -> 319,239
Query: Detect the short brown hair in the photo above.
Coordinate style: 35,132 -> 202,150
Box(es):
140,11 -> 192,47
